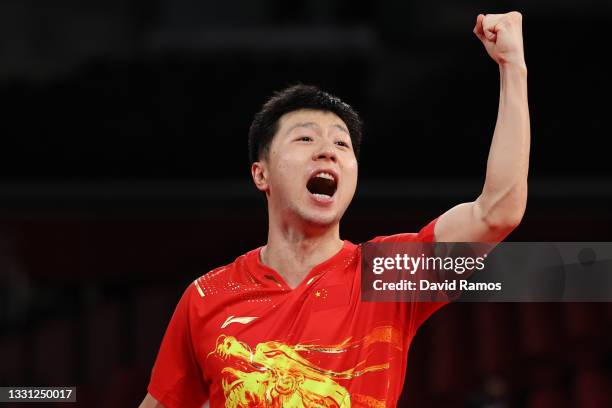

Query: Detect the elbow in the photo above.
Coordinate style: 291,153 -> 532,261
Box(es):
490,208 -> 524,231
481,207 -> 524,241
479,184 -> 527,232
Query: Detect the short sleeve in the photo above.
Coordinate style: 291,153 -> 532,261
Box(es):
367,217 -> 447,336
370,217 -> 438,243
147,285 -> 209,408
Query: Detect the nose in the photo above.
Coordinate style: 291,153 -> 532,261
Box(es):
313,140 -> 337,163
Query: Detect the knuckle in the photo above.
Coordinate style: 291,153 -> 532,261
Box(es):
509,11 -> 523,21
498,19 -> 511,29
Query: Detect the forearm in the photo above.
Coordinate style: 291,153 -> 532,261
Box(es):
434,12 -> 529,242
477,62 -> 530,227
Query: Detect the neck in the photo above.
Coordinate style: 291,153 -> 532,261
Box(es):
261,212 -> 343,289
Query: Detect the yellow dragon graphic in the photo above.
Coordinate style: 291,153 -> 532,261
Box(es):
207,326 -> 402,408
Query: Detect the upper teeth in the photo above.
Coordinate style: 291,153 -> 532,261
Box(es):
315,172 -> 335,181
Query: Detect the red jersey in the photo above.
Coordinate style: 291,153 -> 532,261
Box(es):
148,218 -> 446,408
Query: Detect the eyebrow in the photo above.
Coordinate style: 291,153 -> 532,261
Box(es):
285,122 -> 349,136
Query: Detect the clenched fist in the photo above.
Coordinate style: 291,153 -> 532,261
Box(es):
473,12 -> 526,69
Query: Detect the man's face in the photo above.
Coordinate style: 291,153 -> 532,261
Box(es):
252,109 -> 358,228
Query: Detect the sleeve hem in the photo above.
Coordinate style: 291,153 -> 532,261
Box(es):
418,217 -> 439,242
148,383 -> 178,408
148,379 -> 207,408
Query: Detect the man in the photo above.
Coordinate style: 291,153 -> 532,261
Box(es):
140,11 -> 529,408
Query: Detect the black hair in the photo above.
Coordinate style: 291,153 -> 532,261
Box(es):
248,84 -> 363,163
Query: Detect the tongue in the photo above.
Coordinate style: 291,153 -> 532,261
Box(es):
307,176 -> 336,197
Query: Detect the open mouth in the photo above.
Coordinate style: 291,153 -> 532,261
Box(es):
306,171 -> 337,200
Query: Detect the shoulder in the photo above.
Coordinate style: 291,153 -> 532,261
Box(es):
368,233 -> 418,244
366,217 -> 439,244
190,248 -> 259,300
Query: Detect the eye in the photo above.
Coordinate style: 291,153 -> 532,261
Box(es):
335,140 -> 350,148
296,136 -> 313,142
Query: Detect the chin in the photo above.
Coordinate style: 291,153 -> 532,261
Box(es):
298,209 -> 341,229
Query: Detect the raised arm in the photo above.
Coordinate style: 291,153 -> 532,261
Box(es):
435,11 -> 529,243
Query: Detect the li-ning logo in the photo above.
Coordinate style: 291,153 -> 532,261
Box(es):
221,315 -> 259,329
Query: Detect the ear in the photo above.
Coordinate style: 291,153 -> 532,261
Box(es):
251,161 -> 269,192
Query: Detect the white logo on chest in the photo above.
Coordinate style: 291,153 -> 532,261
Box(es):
221,315 -> 259,329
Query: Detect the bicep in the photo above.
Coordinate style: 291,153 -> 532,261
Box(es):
435,201 -> 514,243
139,393 -> 166,408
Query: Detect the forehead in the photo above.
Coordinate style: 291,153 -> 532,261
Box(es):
277,109 -> 348,134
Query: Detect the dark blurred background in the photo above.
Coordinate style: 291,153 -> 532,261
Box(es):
1,0 -> 611,407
